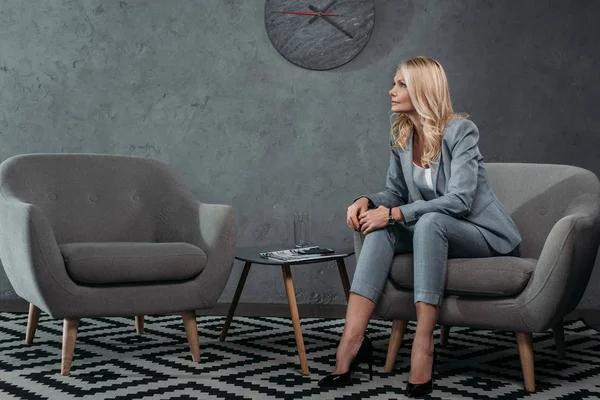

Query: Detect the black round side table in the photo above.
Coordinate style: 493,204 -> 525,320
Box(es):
219,245 -> 355,375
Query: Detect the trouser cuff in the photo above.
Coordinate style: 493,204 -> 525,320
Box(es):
414,290 -> 442,306
350,280 -> 381,304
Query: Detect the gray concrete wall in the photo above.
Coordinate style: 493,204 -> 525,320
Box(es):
1,0 -> 599,309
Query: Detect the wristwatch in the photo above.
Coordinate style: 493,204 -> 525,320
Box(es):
388,207 -> 396,226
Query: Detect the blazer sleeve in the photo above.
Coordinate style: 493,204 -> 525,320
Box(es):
399,120 -> 480,224
355,144 -> 409,208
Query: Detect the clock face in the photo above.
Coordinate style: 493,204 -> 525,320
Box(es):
265,0 -> 375,70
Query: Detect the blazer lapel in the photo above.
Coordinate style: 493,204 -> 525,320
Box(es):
430,155 -> 441,197
401,133 -> 423,202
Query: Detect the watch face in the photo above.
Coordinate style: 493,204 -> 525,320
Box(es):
265,0 -> 375,70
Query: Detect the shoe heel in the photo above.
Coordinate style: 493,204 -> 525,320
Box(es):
361,337 -> 374,381
319,335 -> 374,388
349,336 -> 374,380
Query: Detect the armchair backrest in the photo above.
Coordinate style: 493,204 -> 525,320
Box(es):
0,154 -> 193,244
486,163 -> 600,259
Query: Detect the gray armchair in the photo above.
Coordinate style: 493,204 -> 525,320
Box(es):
0,153 -> 237,375
358,163 -> 600,392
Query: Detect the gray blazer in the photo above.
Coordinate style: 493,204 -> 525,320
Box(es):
362,117 -> 522,254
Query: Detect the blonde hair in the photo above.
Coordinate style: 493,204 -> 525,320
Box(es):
391,56 -> 467,167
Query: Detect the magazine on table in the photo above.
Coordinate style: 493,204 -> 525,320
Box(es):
260,246 -> 347,262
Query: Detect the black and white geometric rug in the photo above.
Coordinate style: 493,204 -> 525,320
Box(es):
0,313 -> 599,399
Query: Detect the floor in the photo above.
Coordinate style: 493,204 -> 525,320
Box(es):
1,313 -> 599,399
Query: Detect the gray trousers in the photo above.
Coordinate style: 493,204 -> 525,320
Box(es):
351,212 -> 516,306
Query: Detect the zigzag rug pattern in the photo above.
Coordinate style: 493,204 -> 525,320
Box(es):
0,313 -> 599,399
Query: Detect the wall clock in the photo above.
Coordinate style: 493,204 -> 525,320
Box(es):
265,0 -> 376,71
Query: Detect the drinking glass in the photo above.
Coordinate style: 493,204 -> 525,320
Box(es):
293,212 -> 309,248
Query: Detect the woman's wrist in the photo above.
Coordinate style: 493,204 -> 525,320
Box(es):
392,207 -> 404,222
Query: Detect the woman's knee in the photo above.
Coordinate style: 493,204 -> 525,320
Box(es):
414,212 -> 450,232
363,225 -> 397,241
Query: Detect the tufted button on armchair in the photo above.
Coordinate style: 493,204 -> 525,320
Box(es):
0,154 -> 237,375
360,163 -> 600,392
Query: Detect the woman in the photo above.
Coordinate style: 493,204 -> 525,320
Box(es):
318,56 -> 522,397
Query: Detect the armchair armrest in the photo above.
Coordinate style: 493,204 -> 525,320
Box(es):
156,198 -> 237,307
0,199 -> 76,314
194,202 -> 237,304
518,205 -> 600,331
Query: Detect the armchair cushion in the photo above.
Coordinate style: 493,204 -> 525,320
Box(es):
389,254 -> 536,297
60,242 -> 206,285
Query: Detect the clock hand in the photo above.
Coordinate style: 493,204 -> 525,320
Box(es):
308,0 -> 338,24
271,10 -> 339,16
308,5 -> 353,38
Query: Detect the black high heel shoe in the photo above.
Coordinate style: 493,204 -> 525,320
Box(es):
405,348 -> 437,398
318,336 -> 374,387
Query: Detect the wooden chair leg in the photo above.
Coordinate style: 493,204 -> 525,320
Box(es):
440,325 -> 450,348
385,319 -> 408,372
135,315 -> 144,334
515,332 -> 535,392
25,303 -> 41,345
552,320 -> 565,359
182,311 -> 200,362
61,318 -> 79,376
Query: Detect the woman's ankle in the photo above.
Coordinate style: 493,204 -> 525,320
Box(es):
333,336 -> 364,373
412,333 -> 434,353
341,330 -> 365,345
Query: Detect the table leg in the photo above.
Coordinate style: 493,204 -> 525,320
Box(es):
281,264 -> 309,375
219,262 -> 252,341
336,259 -> 351,301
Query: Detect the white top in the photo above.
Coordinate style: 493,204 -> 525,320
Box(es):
412,162 -> 437,200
